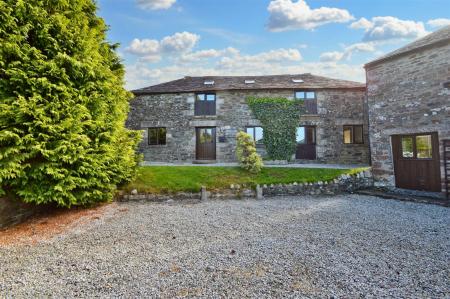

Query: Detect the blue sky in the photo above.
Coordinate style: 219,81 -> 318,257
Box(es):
96,0 -> 450,89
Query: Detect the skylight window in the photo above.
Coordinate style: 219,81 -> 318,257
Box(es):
204,80 -> 215,85
245,80 -> 255,84
292,79 -> 304,83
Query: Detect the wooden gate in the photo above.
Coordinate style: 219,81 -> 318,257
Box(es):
296,126 -> 316,160
391,132 -> 441,192
196,127 -> 216,160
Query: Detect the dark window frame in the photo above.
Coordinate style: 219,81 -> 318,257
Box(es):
295,90 -> 317,114
195,92 -> 216,116
343,125 -> 364,144
246,126 -> 264,145
148,127 -> 167,146
398,133 -> 434,160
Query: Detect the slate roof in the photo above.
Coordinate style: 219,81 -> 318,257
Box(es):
132,73 -> 365,95
365,25 -> 450,68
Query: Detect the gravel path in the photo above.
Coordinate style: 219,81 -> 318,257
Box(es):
1,195 -> 449,298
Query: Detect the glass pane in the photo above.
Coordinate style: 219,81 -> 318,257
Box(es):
246,127 -> 254,139
416,135 -> 432,158
206,94 -> 215,101
306,92 -> 315,99
255,127 -> 263,144
200,129 -> 213,143
306,127 -> 315,144
196,94 -> 205,101
401,136 -> 413,158
296,127 -> 305,144
158,128 -> 166,145
354,126 -> 363,144
343,127 -> 352,144
295,91 -> 305,99
148,128 -> 158,145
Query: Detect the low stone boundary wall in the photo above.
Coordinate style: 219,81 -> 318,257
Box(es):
0,197 -> 46,229
120,169 -> 373,201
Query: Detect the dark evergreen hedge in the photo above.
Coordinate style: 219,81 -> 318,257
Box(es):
0,0 -> 141,207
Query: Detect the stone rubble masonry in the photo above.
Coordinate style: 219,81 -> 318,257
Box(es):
366,39 -> 450,193
0,197 -> 45,229
126,89 -> 369,165
119,169 -> 373,201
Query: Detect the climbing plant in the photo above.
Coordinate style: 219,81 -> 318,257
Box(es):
247,97 -> 304,161
0,0 -> 141,207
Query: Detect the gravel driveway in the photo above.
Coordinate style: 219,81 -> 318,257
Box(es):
1,195 -> 449,298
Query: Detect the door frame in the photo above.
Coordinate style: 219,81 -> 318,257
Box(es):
391,132 -> 441,192
195,127 -> 216,160
295,126 -> 317,160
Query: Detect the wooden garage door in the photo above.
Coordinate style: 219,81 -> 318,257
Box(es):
391,133 -> 441,192
196,127 -> 216,160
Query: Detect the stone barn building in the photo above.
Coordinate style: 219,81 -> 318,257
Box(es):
365,25 -> 450,197
127,74 -> 369,165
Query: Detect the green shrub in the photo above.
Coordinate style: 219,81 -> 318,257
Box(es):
0,0 -> 141,207
247,97 -> 304,161
236,132 -> 263,174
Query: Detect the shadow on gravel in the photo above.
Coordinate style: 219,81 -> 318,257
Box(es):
0,202 -> 122,247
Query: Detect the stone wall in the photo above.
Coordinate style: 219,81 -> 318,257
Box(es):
119,169 -> 373,201
127,88 -> 369,165
0,197 -> 44,229
366,41 -> 450,193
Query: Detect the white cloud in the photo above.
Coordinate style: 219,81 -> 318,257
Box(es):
124,44 -> 366,91
427,18 -> 450,28
350,16 -> 428,42
267,0 -> 354,31
160,32 -> 200,53
136,0 -> 176,10
218,48 -> 302,69
320,42 -> 375,62
126,38 -> 161,62
125,32 -> 200,61
179,47 -> 238,62
349,17 -> 372,30
320,51 -> 344,62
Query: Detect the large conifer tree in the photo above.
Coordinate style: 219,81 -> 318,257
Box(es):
0,0 -> 141,207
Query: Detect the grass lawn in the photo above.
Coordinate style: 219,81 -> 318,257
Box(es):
123,166 -> 367,194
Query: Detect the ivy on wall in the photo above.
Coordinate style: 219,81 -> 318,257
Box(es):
247,97 -> 304,161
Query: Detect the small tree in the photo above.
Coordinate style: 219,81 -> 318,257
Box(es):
0,0 -> 141,207
236,132 -> 263,174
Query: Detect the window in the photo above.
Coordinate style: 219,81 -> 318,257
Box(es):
401,136 -> 414,158
296,127 -> 305,144
195,93 -> 216,115
198,128 -> 214,143
148,127 -> 166,145
246,127 -> 264,144
416,135 -> 432,158
295,90 -> 317,114
343,125 -> 364,144
295,91 -> 316,100
400,134 -> 433,159
296,126 -> 315,144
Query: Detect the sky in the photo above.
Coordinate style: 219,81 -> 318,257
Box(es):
96,0 -> 450,90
